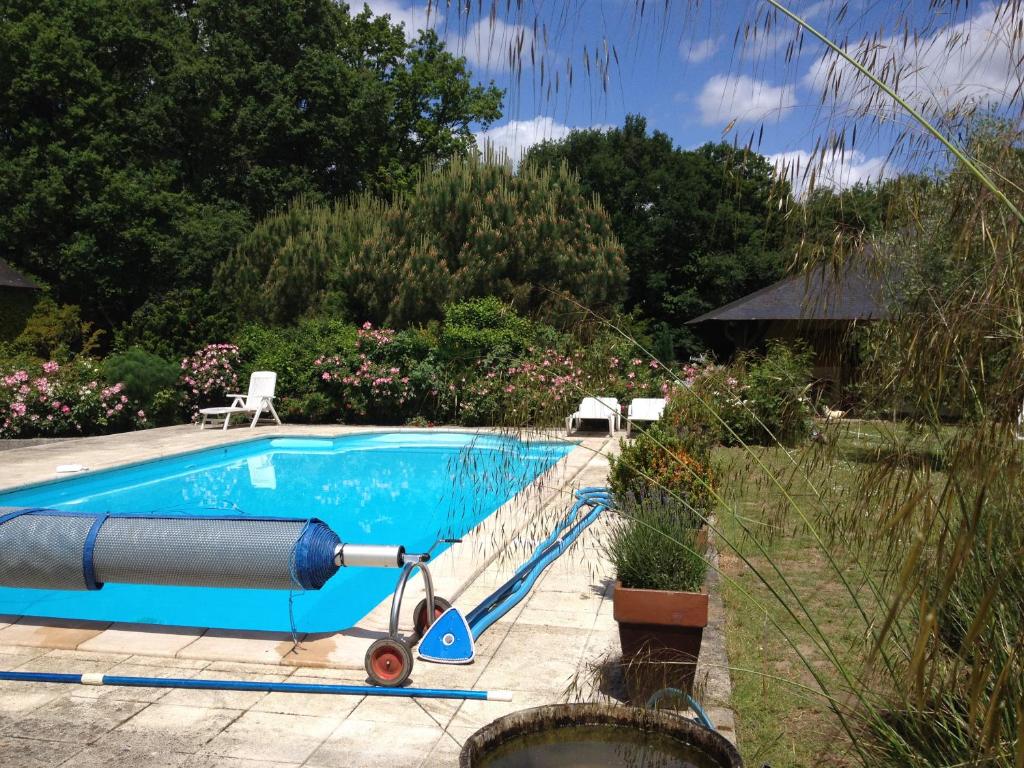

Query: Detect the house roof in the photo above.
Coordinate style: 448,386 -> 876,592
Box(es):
687,257 -> 892,324
0,259 -> 38,290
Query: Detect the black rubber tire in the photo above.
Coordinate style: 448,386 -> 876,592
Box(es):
365,637 -> 414,687
412,596 -> 453,640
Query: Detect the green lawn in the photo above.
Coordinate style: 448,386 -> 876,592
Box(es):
712,421 -> 940,767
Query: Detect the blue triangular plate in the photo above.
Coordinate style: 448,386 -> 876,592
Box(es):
417,607 -> 475,664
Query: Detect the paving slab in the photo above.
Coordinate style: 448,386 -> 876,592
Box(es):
109,703 -> 240,754
0,736 -> 84,768
60,740 -> 195,767
79,624 -> 205,658
159,669 -> 289,711
0,618 -> 110,650
3,695 -> 147,744
305,719 -> 444,768
251,676 -> 364,719
201,710 -> 339,764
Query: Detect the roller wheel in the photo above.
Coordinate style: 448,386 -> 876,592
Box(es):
365,638 -> 413,687
412,596 -> 452,639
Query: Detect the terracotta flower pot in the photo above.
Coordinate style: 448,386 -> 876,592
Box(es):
613,580 -> 709,702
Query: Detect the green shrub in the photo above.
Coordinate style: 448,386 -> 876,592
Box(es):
278,392 -> 335,424
439,297 -> 549,363
609,426 -> 714,522
148,387 -> 185,427
739,340 -> 814,446
101,348 -> 179,416
115,289 -> 236,360
662,342 -> 814,449
234,319 -> 357,413
661,372 -> 731,450
607,497 -> 707,592
12,297 -> 103,361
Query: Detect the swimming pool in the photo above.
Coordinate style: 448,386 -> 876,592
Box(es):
0,432 -> 571,633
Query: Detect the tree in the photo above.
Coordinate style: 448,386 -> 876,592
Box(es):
523,116 -> 791,354
217,156 -> 627,327
0,0 -> 503,329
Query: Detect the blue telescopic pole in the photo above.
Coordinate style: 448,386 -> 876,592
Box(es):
0,670 -> 512,701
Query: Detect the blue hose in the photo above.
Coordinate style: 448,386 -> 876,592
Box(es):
465,487 -> 613,639
0,670 -> 512,701
646,687 -> 717,732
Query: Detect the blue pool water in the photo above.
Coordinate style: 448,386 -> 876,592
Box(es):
0,432 -> 570,632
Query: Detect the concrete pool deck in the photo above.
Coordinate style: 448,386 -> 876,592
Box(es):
0,425 -> 735,766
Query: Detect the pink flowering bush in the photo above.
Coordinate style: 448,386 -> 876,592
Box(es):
603,355 -> 666,399
180,343 -> 241,419
457,348 -> 586,426
0,360 -> 146,438
313,324 -> 414,422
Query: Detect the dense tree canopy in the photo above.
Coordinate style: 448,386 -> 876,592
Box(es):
0,0 -> 502,328
217,156 -> 626,327
523,116 -> 791,353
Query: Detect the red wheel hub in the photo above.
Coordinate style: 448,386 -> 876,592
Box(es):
418,603 -> 445,627
369,644 -> 406,682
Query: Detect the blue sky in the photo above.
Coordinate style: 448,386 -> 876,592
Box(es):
362,1 -> 1022,191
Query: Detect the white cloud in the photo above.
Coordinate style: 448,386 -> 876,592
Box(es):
738,1 -> 855,61
768,148 -> 891,196
804,5 -> 1023,118
682,37 -> 720,63
358,4 -> 535,74
359,0 -> 434,39
447,19 -> 535,74
696,74 -> 797,125
475,117 -> 610,163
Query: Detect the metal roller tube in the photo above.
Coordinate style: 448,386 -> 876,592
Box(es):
334,543 -> 406,568
0,508 -> 341,592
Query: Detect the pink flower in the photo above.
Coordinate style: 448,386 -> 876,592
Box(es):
322,372 -> 331,381
62,406 -> 71,415
42,361 -> 59,374
137,410 -> 145,418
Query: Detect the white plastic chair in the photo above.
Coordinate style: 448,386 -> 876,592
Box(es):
626,398 -> 667,435
199,371 -> 282,431
565,397 -> 621,437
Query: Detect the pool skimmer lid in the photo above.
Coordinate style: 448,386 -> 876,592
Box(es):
418,607 -> 475,664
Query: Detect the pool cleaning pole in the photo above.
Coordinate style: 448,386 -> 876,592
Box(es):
0,671 -> 513,701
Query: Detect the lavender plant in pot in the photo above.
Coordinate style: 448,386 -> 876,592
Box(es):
608,427 -> 712,702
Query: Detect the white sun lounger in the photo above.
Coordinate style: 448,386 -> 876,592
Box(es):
566,397 -> 621,437
199,371 -> 282,431
626,397 -> 666,435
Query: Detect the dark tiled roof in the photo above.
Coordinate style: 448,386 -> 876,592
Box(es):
0,259 -> 38,290
687,258 -> 892,323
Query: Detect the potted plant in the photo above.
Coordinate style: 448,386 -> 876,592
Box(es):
607,427 -> 712,702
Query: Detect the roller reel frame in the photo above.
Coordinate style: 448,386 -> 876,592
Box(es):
338,537 -> 459,687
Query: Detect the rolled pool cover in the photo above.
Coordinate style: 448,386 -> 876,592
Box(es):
0,507 -> 341,592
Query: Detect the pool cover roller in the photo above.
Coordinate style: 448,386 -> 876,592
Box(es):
0,507 -> 341,591
418,486 -> 613,665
